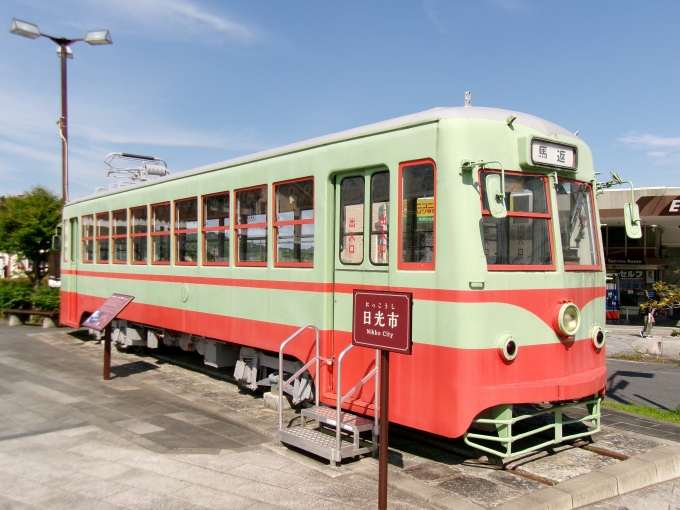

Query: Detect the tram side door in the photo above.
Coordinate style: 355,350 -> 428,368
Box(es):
66,217 -> 79,325
331,168 -> 390,405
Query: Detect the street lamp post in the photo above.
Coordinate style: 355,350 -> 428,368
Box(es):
10,19 -> 112,205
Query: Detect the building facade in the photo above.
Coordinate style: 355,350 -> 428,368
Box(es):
598,187 -> 680,316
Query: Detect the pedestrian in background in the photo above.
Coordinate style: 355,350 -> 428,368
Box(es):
641,294 -> 656,338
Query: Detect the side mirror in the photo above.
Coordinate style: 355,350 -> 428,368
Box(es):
624,203 -> 642,239
51,235 -> 62,251
485,174 -> 507,218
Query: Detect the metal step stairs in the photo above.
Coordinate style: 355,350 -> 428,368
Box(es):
276,325 -> 379,466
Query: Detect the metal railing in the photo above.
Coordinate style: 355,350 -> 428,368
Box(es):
278,324 -> 320,430
335,344 -> 380,457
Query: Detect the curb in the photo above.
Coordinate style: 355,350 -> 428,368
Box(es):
491,445 -> 680,510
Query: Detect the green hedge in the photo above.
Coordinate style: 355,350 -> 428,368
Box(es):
0,279 -> 60,312
32,285 -> 60,311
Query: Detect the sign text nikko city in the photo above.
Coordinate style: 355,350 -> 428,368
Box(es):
352,290 -> 412,354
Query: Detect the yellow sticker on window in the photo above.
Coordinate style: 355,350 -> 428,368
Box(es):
416,198 -> 434,223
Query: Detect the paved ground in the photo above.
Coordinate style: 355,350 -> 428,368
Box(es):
605,324 -> 680,362
0,324 -> 434,510
2,322 -> 680,509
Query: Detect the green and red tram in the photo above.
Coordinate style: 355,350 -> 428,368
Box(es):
60,106 -> 625,457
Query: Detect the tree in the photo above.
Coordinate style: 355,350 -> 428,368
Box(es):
0,186 -> 62,287
640,271 -> 680,337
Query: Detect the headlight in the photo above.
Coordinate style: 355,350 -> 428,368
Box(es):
554,302 -> 581,337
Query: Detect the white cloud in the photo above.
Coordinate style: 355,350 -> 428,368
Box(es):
422,0 -> 529,33
82,0 -> 261,45
422,0 -> 451,34
618,134 -> 680,149
617,133 -> 680,166
488,0 -> 528,12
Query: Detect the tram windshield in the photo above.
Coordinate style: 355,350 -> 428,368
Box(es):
555,181 -> 600,268
481,172 -> 553,268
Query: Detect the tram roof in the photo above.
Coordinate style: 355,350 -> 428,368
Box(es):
71,106 -> 576,204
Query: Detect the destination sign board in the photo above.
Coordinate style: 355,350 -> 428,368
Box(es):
531,139 -> 577,170
352,290 -> 412,354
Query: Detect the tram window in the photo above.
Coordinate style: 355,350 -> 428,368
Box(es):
151,203 -> 171,264
370,172 -> 389,265
400,161 -> 435,269
480,171 -> 553,268
555,181 -> 600,269
82,215 -> 94,263
96,212 -> 110,263
203,192 -> 230,265
175,198 -> 198,265
340,176 -> 364,264
275,178 -> 314,266
235,186 -> 268,266
112,210 -> 127,263
70,218 -> 78,263
130,206 -> 148,264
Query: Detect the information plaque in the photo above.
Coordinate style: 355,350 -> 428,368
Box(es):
81,293 -> 134,331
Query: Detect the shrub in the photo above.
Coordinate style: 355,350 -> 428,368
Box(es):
32,285 -> 60,312
0,279 -> 33,310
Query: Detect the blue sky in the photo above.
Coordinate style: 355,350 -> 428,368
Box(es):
2,0 -> 679,199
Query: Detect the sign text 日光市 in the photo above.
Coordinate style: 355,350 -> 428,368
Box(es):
352,290 -> 412,354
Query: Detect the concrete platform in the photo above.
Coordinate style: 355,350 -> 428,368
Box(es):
2,322 -> 680,509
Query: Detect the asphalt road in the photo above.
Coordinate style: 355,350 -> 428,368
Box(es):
606,358 -> 680,411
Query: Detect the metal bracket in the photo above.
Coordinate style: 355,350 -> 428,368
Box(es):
461,160 -> 506,200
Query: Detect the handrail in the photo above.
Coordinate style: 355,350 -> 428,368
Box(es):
336,344 -> 380,459
278,324 -> 320,430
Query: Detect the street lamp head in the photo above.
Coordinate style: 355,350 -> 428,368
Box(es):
10,19 -> 41,39
84,30 -> 112,45
57,46 -> 74,59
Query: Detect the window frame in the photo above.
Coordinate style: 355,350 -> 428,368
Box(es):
558,179 -> 602,272
273,177 -> 314,268
201,191 -> 231,266
151,202 -> 171,266
479,169 -> 556,271
70,218 -> 78,263
129,206 -> 148,265
234,184 -> 269,267
62,219 -> 68,263
95,212 -> 110,264
398,159 -> 436,271
339,175 -> 366,266
174,197 -> 199,266
369,171 -> 390,266
111,209 -> 128,265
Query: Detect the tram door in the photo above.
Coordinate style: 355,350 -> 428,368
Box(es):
331,169 -> 390,406
65,217 -> 79,325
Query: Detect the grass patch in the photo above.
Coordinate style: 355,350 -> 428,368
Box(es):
602,401 -> 680,425
610,353 -> 678,365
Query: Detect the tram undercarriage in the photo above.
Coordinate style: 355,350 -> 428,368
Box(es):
106,319 -> 314,405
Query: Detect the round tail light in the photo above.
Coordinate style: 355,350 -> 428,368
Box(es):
497,333 -> 518,361
591,325 -> 605,349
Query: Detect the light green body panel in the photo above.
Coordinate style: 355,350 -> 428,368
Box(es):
63,110 -> 604,350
